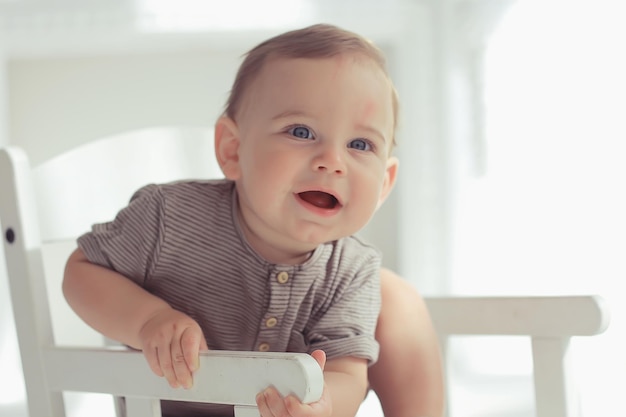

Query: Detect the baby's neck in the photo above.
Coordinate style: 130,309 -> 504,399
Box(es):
235,204 -> 316,265
246,231 -> 315,265
265,248 -> 314,265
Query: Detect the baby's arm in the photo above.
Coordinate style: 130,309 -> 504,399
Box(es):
256,350 -> 367,417
63,248 -> 208,389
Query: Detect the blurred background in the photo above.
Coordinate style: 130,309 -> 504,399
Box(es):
0,0 -> 624,416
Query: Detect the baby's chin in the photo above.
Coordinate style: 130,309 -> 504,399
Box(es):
294,228 -> 356,247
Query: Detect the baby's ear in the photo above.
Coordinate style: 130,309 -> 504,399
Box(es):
214,116 -> 241,180
377,156 -> 399,209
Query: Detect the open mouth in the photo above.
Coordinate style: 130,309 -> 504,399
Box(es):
298,191 -> 340,210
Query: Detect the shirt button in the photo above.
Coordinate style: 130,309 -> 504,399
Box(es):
277,271 -> 289,284
265,317 -> 278,328
258,342 -> 270,352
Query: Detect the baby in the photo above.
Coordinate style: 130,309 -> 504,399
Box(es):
63,24 -> 443,417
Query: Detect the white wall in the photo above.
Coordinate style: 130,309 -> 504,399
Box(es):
7,49 -> 238,165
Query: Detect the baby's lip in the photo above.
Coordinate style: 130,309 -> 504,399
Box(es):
297,190 -> 342,210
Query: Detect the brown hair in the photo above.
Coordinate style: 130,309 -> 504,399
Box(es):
222,24 -> 399,146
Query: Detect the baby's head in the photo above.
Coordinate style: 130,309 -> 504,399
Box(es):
215,24 -> 400,264
223,24 -> 399,146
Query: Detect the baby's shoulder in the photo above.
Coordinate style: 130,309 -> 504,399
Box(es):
332,235 -> 382,264
158,178 -> 234,198
129,179 -> 235,217
131,179 -> 232,204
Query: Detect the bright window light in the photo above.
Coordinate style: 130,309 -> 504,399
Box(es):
453,0 -> 626,415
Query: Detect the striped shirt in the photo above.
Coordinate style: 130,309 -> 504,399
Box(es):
78,179 -> 381,416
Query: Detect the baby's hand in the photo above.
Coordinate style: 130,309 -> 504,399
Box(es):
256,350 -> 332,417
138,307 -> 208,389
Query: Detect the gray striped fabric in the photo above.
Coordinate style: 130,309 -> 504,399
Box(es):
78,179 -> 381,362
79,179 -> 382,416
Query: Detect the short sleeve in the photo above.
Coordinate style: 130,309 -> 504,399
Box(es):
305,254 -> 382,365
77,184 -> 165,286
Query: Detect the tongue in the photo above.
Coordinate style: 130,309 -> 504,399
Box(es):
299,191 -> 337,209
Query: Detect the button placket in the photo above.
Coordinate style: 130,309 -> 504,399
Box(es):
256,269 -> 293,352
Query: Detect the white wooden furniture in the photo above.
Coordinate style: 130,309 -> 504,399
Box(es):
0,132 -> 610,417
426,295 -> 609,417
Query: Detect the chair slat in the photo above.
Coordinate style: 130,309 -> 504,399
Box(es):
425,295 -> 609,337
43,347 -> 324,406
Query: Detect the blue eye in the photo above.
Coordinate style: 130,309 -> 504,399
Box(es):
348,138 -> 372,151
289,126 -> 314,139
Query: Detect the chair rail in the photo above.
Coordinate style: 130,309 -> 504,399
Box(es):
43,347 -> 324,406
425,295 -> 610,337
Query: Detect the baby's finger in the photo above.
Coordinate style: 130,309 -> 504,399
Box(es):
256,391 -> 272,417
261,387 -> 290,417
144,346 -> 164,377
285,395 -> 313,417
157,345 -> 179,388
256,389 -> 280,417
171,337 -> 193,389
181,327 -> 202,373
286,383 -> 332,417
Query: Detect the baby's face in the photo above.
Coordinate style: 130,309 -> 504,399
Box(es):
227,55 -> 397,262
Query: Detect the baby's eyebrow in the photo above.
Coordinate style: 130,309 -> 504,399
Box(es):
356,123 -> 387,144
272,110 -> 309,120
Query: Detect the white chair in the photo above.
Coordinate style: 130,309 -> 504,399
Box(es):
0,129 -> 610,417
426,295 -> 609,417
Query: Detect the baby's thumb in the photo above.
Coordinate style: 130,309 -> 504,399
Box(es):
310,349 -> 326,371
